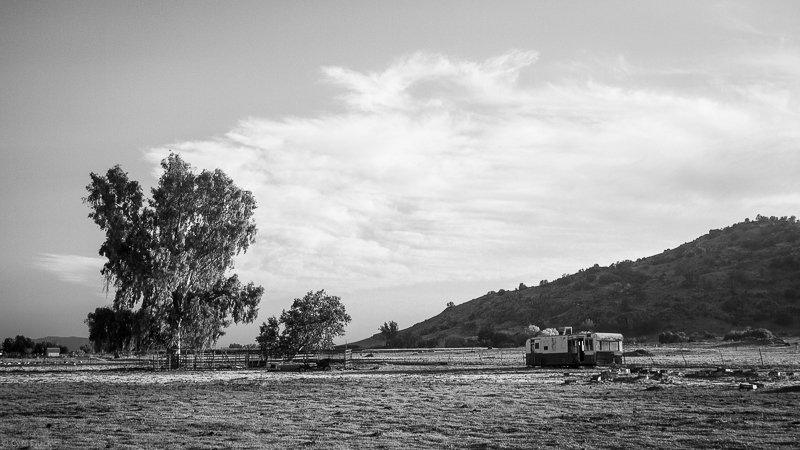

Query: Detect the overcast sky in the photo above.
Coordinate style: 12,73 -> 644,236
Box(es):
1,1 -> 798,346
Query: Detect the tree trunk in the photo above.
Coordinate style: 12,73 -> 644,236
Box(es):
176,319 -> 182,356
172,289 -> 186,356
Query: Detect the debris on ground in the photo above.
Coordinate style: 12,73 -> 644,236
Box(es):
624,349 -> 655,357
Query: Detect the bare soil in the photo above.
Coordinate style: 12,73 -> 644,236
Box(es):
1,346 -> 799,449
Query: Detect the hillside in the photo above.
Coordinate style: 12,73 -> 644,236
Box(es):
355,215 -> 800,348
34,336 -> 90,352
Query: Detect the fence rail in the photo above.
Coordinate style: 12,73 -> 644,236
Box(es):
149,349 -> 353,371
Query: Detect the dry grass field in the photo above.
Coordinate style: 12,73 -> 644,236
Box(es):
1,344 -> 799,449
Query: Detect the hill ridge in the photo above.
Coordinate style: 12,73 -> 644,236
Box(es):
353,215 -> 800,348
33,336 -> 91,352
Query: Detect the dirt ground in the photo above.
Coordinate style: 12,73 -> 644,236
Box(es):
0,343 -> 800,450
1,344 -> 799,449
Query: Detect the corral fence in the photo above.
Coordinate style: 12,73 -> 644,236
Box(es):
0,356 -> 152,372
348,347 -> 525,367
150,348 -> 353,371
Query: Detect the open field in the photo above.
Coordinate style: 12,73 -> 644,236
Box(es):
349,341 -> 800,370
1,344 -> 799,449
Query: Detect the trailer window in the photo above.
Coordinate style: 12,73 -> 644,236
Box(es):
609,341 -> 619,351
534,342 -> 539,350
543,346 -> 548,351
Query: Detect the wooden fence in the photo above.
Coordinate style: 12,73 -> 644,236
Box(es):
150,348 -> 353,371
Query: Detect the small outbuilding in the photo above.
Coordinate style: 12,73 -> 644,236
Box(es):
45,347 -> 61,358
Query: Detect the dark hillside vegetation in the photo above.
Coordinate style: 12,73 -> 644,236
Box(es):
356,215 -> 800,348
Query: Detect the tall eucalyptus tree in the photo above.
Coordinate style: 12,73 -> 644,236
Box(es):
84,153 -> 263,353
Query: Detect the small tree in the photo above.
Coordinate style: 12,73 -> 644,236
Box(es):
578,319 -> 595,332
260,289 -> 351,361
2,335 -> 36,356
659,331 -> 690,343
477,323 -> 496,345
256,316 -> 282,359
444,335 -> 466,348
379,321 -> 400,348
86,307 -> 135,353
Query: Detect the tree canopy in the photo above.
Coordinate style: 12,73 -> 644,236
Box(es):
379,321 -> 400,347
85,307 -> 133,353
85,306 -> 167,353
257,290 -> 351,360
84,153 -> 264,353
1,336 -> 68,355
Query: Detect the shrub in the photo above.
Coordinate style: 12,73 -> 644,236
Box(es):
723,327 -> 775,341
443,335 -> 466,348
491,332 -> 514,348
477,324 -> 496,345
658,331 -> 690,344
740,239 -> 760,250
554,276 -> 572,286
689,331 -> 716,341
578,319 -> 595,332
416,337 -> 439,348
462,321 -> 477,334
572,280 -> 593,291
597,273 -> 622,286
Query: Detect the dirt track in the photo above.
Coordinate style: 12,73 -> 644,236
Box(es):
1,365 -> 799,449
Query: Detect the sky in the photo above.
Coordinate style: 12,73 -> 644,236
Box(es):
1,1 -> 799,347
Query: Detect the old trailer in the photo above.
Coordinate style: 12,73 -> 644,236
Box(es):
525,327 -> 623,367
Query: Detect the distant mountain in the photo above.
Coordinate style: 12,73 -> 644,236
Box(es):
354,216 -> 800,348
34,336 -> 91,352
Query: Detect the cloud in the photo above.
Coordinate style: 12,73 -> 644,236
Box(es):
144,49 -> 800,295
32,254 -> 106,288
321,50 -> 539,112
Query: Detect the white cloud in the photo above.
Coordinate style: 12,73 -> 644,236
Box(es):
32,254 -> 106,288
145,49 -> 800,297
